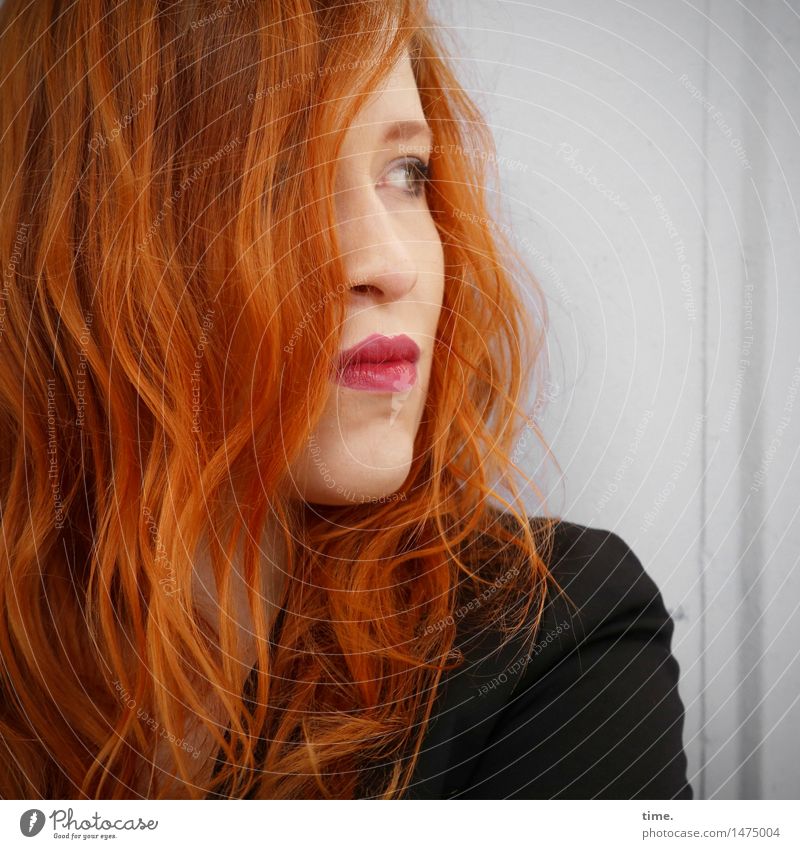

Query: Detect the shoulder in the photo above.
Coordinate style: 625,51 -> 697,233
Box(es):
407,517 -> 693,800
462,515 -> 672,662
536,518 -> 673,647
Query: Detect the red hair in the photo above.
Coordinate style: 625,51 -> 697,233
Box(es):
0,0 -> 566,798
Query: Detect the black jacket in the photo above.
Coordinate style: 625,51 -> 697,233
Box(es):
404,519 -> 693,799
208,518 -> 693,800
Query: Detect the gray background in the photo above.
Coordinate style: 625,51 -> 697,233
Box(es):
432,0 -> 800,800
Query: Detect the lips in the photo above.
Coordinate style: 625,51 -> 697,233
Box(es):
334,333 -> 421,392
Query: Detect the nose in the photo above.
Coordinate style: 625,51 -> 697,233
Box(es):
335,191 -> 419,303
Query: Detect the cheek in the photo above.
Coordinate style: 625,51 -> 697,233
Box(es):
425,236 -> 445,356
430,235 -> 446,318
414,219 -> 445,309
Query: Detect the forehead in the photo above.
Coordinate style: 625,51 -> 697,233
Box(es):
343,54 -> 426,139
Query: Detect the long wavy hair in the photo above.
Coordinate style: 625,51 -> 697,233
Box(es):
0,0 -> 568,799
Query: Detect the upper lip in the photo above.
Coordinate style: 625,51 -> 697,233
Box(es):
337,333 -> 421,370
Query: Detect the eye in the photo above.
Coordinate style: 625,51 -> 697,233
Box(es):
383,157 -> 431,198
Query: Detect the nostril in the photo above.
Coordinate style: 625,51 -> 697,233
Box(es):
351,284 -> 379,295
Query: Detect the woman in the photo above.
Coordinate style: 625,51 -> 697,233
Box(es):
0,0 -> 692,800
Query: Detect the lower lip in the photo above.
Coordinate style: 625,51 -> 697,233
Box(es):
334,359 -> 418,392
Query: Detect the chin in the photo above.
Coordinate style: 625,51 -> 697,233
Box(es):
300,478 -> 410,506
295,446 -> 414,506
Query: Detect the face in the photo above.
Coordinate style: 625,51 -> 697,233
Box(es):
288,53 -> 444,506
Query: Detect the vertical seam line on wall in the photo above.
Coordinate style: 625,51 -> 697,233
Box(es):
699,0 -> 711,803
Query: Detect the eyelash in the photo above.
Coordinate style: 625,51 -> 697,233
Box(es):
386,157 -> 431,198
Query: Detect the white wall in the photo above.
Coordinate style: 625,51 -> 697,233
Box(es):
433,0 -> 800,800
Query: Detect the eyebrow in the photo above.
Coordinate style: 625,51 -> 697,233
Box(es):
379,120 -> 433,145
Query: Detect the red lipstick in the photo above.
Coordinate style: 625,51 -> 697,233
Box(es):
334,333 -> 420,392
